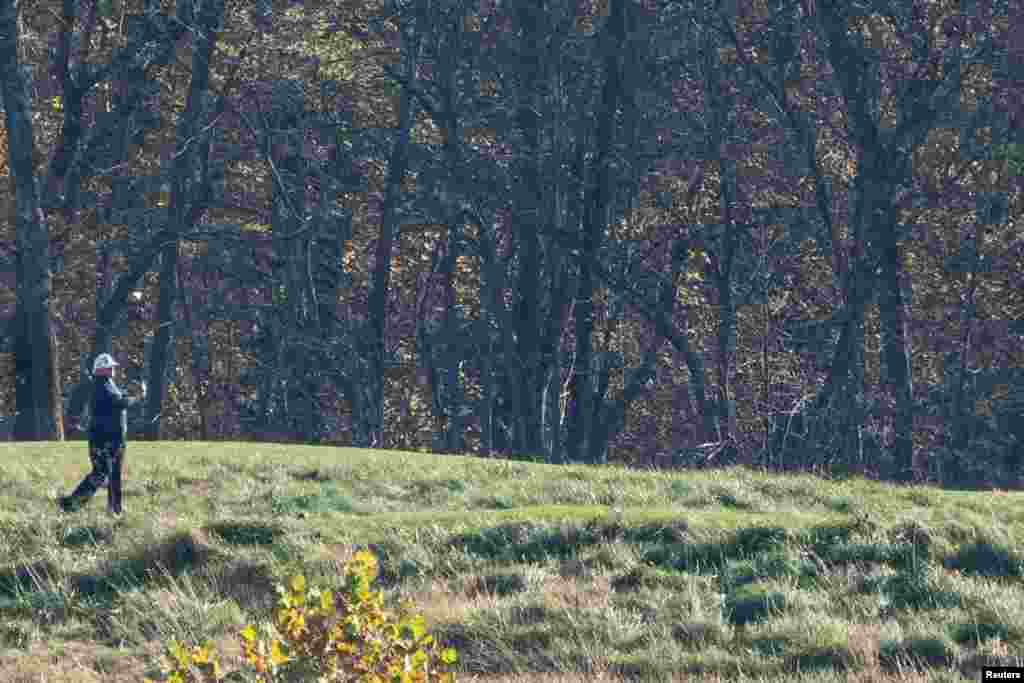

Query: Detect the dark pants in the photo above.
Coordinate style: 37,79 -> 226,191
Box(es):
65,438 -> 125,512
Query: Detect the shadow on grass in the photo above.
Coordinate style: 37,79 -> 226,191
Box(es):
723,585 -> 789,626
2,526 -> 231,643
205,520 -> 285,547
59,523 -> 116,549
436,606 -> 616,677
0,558 -> 62,600
879,636 -> 956,671
638,525 -> 791,573
447,519 -> 625,564
945,538 -> 1024,579
85,529 -> 226,599
949,606 -> 1023,646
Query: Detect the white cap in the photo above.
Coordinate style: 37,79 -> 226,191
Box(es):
92,353 -> 120,373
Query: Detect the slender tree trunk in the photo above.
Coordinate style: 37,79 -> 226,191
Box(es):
144,240 -> 178,441
570,0 -> 626,465
49,325 -> 65,440
470,204 -> 522,459
436,73 -> 468,454
841,238 -> 870,468
714,259 -> 739,442
580,0 -> 653,465
284,148 -> 322,444
480,324 -> 496,457
712,167 -> 739,443
309,152 -> 353,445
540,42 -> 575,465
509,0 -> 546,462
948,227 -> 983,472
878,232 -> 916,481
424,229 -> 463,454
700,7 -> 741,447
177,253 -> 211,441
363,24 -> 421,448
144,0 -> 221,441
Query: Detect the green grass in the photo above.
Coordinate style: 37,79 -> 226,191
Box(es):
1,440 -> 1023,682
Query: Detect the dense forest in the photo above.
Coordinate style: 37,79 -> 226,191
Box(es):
1,0 -> 1022,487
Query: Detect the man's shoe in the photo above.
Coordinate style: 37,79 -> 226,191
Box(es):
108,506 -> 124,516
57,496 -> 74,513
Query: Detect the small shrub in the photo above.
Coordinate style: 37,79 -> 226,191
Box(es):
143,550 -> 458,682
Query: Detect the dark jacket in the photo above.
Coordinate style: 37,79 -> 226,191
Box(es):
89,376 -> 143,442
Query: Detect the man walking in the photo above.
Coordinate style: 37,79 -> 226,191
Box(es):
57,353 -> 147,516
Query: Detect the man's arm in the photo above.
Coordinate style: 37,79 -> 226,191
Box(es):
111,381 -> 148,410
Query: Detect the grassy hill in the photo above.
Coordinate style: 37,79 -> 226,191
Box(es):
1,441 -> 1023,682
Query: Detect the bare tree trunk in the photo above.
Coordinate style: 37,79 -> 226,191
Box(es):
700,7 -> 741,446
540,362 -> 558,463
49,325 -> 65,440
422,230 -> 463,455
839,252 -> 870,469
277,110 -> 321,443
439,262 -> 466,455
948,224 -> 983,469
469,202 -> 522,458
578,0 -> 651,465
144,0 -> 222,441
877,231 -> 916,481
540,42 -> 575,465
436,39 -> 468,453
2,0 -> 61,441
569,0 -> 627,465
362,22 -> 421,449
272,131 -> 302,442
145,240 -> 178,441
713,256 -> 739,442
177,252 -> 211,440
480,328 -> 496,457
711,170 -> 739,442
507,0 -> 546,461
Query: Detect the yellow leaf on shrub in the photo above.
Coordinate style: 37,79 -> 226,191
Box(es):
270,640 -> 290,666
190,644 -> 213,664
353,550 -> 379,578
169,642 -> 190,668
